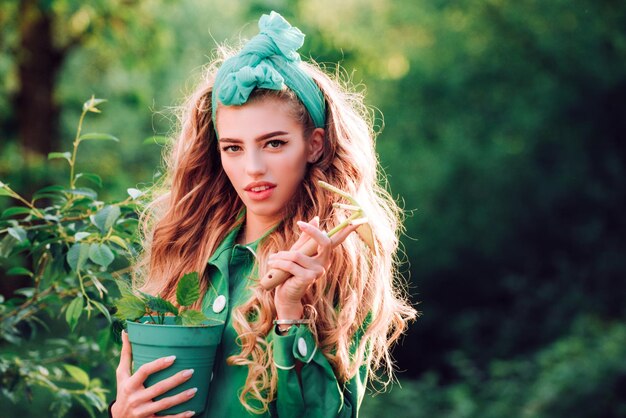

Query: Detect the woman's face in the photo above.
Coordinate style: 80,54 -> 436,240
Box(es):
216,97 -> 323,226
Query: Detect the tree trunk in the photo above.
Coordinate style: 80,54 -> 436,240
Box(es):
16,0 -> 64,161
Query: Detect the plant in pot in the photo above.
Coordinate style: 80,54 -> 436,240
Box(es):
114,272 -> 223,416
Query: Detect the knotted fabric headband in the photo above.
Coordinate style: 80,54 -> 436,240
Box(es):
211,11 -> 326,133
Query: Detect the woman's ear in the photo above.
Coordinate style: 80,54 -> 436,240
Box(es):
307,128 -> 325,163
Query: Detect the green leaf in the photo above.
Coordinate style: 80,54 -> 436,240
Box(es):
65,297 -> 84,332
66,187 -> 98,199
74,232 -> 91,241
176,272 -> 200,307
36,185 -> 65,194
178,309 -> 209,326
32,185 -> 66,202
143,135 -> 170,145
6,267 -> 33,277
84,389 -> 107,412
1,207 -> 32,218
146,296 -> 179,316
114,295 -> 146,321
43,214 -> 60,222
92,300 -> 112,323
91,205 -> 121,234
127,188 -> 143,199
137,290 -> 154,300
116,280 -> 135,298
67,243 -> 90,271
48,152 -> 72,164
75,173 -> 103,188
88,243 -> 114,268
0,234 -> 17,258
15,287 -> 35,297
7,227 -> 27,243
69,196 -> 94,210
108,235 -> 129,251
79,133 -> 119,142
0,188 -> 12,197
63,364 -> 90,388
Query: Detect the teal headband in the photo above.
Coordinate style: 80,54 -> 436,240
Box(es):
211,11 -> 326,132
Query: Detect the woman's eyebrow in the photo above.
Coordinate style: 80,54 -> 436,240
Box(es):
218,131 -> 289,143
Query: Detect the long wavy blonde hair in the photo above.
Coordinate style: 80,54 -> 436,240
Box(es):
133,46 -> 416,413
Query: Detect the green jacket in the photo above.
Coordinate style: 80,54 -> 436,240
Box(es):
199,221 -> 368,417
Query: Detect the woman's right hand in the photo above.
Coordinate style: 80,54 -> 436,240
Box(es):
110,330 -> 198,418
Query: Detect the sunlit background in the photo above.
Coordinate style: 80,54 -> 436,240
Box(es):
1,1 -> 625,416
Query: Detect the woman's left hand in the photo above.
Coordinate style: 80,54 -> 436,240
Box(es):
270,216 -> 358,317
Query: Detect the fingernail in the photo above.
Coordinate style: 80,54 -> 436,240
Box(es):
182,369 -> 194,378
186,387 -> 198,397
164,355 -> 176,363
184,411 -> 195,417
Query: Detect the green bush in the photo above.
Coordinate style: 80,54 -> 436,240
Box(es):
0,97 -> 143,416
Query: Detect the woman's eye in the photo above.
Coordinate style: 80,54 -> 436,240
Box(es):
266,139 -> 286,149
222,145 -> 241,152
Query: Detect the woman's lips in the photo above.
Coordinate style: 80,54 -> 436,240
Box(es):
245,185 -> 276,201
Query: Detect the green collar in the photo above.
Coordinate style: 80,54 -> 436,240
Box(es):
207,222 -> 243,267
207,212 -> 280,267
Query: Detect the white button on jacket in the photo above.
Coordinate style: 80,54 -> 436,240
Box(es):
297,337 -> 308,357
212,295 -> 226,313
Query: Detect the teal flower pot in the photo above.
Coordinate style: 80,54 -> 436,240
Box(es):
127,316 -> 222,416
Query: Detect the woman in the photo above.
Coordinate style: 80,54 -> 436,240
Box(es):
111,11 -> 416,418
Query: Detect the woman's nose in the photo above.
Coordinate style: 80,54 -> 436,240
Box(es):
245,150 -> 267,176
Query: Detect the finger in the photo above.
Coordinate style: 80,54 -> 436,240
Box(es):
297,221 -> 331,253
267,258 -> 319,283
269,251 -> 326,275
291,216 -> 319,251
116,330 -> 132,380
128,355 -> 177,387
140,368 -> 195,402
141,387 -> 198,416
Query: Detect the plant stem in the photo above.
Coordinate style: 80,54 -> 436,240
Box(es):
0,183 -> 46,218
69,108 -> 88,190
318,180 -> 358,205
328,211 -> 363,237
77,271 -> 93,313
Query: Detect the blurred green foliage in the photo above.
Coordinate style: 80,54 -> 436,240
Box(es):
1,97 -> 143,416
1,0 -> 625,416
363,317 -> 626,418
